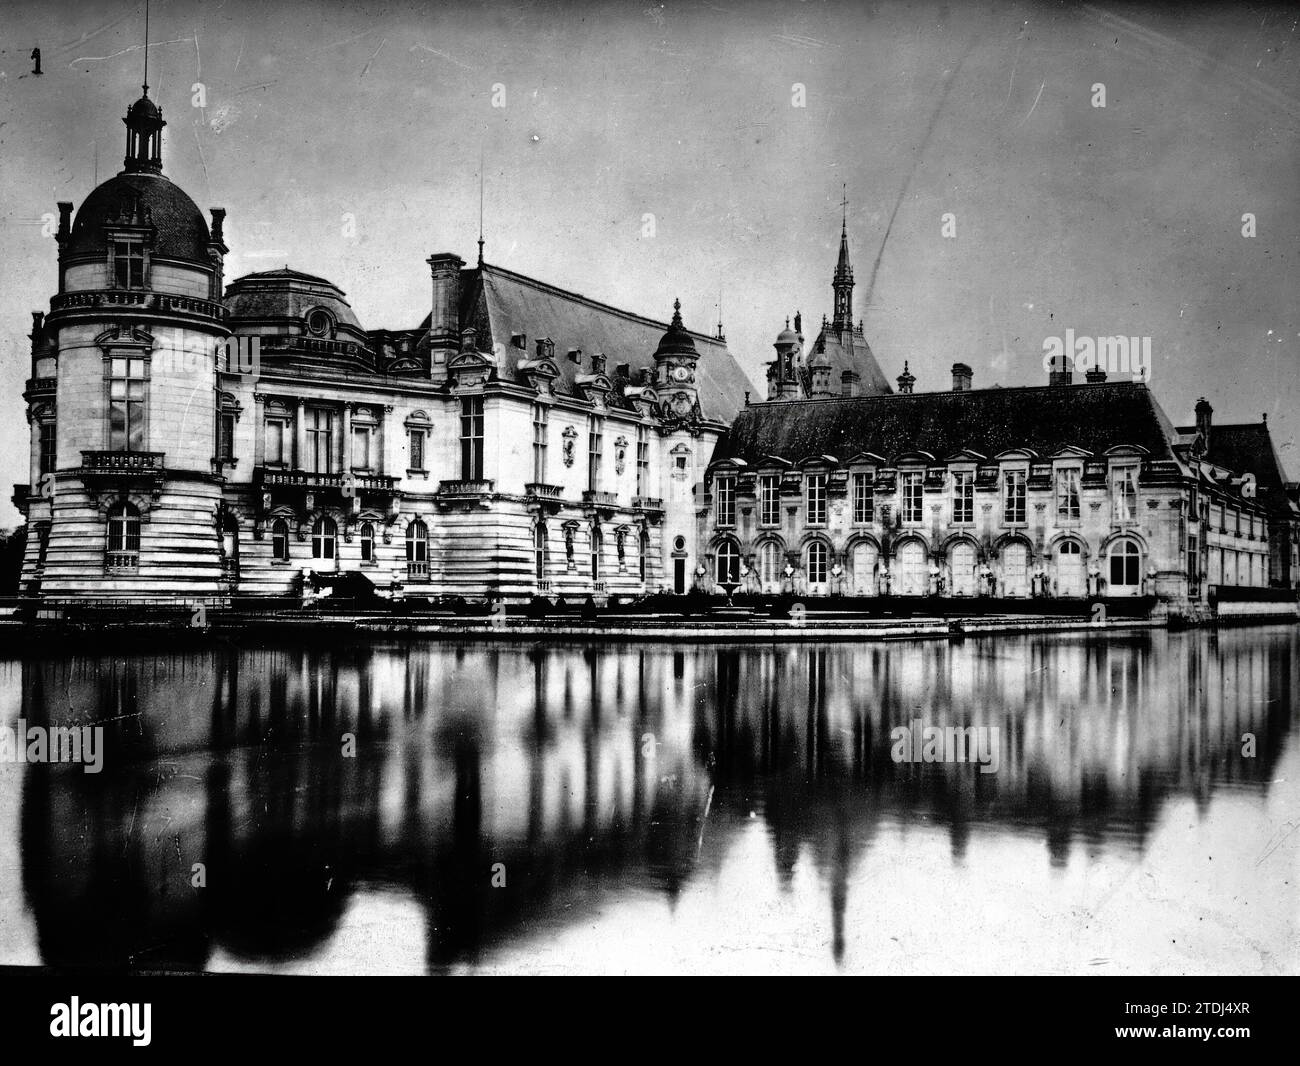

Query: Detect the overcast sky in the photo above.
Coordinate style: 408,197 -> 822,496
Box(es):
1,0 -> 1297,526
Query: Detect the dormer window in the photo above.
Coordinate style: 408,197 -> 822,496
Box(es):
112,238 -> 145,289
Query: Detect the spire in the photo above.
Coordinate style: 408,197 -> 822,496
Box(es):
671,297 -> 683,329
831,185 -> 854,331
477,142 -> 485,267
122,0 -> 164,174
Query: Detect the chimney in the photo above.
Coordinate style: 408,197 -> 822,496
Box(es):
209,208 -> 227,248
30,311 -> 44,355
1195,397 -> 1213,449
951,362 -> 972,392
841,369 -> 859,397
793,311 -> 802,339
1085,365 -> 1107,383
896,361 -> 915,395
56,202 -> 72,245
425,253 -> 465,367
615,362 -> 630,380
567,348 -> 582,365
1048,353 -> 1073,386
511,332 -> 527,350
591,353 -> 606,375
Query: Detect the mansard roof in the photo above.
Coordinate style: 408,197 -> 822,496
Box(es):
712,382 -> 1183,469
418,263 -> 755,421
1175,420 -> 1297,516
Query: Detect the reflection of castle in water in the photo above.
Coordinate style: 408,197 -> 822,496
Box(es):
16,629 -> 1297,971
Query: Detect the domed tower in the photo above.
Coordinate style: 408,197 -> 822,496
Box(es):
18,82 -> 233,601
652,299 -> 701,422
767,319 -> 803,400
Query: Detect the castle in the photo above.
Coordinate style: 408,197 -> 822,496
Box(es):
12,83 -> 1298,613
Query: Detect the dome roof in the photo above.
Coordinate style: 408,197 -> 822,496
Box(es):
652,299 -> 699,359
224,268 -> 364,332
126,93 -> 162,124
776,327 -> 800,346
67,173 -> 210,262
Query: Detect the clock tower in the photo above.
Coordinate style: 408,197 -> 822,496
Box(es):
652,298 -> 701,422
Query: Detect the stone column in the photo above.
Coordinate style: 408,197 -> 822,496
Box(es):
295,399 -> 307,471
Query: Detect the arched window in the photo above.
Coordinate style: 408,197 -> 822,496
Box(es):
1002,542 -> 1029,597
851,541 -> 878,595
106,501 -> 140,571
535,523 -> 547,581
1108,538 -> 1142,594
895,540 -> 927,595
405,518 -> 429,579
1057,539 -> 1084,596
405,519 -> 427,559
312,516 -> 337,559
271,519 -> 290,562
360,521 -> 375,563
949,541 -> 976,596
715,540 -> 740,585
806,540 -> 829,587
758,541 -> 783,592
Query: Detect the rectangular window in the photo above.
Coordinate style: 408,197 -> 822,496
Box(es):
952,471 -> 974,524
532,403 -> 549,483
264,420 -> 287,465
759,474 -> 780,526
112,239 -> 145,289
1003,470 -> 1027,524
902,471 -> 923,524
305,408 -> 334,473
108,357 -> 147,451
218,413 -> 235,461
351,424 -> 373,470
460,396 -> 484,480
38,422 -> 56,475
587,415 -> 603,492
1056,467 -> 1080,520
1188,535 -> 1199,586
852,473 -> 874,524
805,473 -> 827,525
408,429 -> 425,471
716,475 -> 736,527
1113,466 -> 1138,522
635,425 -> 649,497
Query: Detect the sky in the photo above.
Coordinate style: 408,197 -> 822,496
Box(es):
0,0 -> 1297,526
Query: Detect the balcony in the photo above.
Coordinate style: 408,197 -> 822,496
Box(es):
525,482 -> 563,500
79,450 -> 166,500
82,450 -> 164,474
437,478 -> 495,497
406,560 -> 430,582
632,496 -> 664,512
583,490 -> 619,509
49,289 -> 228,323
24,377 -> 56,399
104,551 -> 139,573
257,467 -> 398,493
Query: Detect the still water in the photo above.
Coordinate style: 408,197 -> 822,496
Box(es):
0,628 -> 1296,975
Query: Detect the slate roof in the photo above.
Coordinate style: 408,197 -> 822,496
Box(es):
712,382 -> 1183,466
68,173 -> 211,262
806,327 -> 893,395
224,269 -> 365,331
420,264 -> 756,422
1175,421 -> 1297,516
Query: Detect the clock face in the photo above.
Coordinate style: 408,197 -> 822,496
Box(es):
671,364 -> 692,383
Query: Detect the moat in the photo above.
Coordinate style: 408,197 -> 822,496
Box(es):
0,627 -> 1295,975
